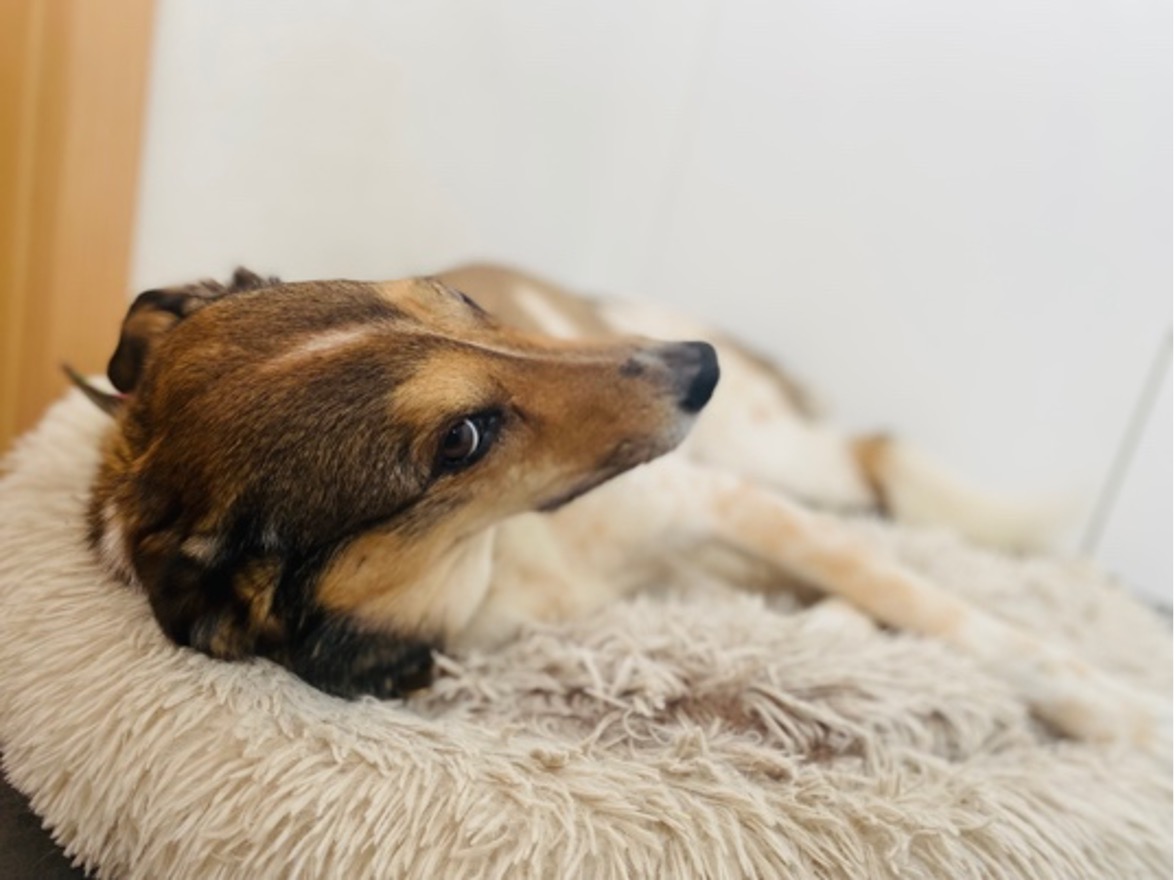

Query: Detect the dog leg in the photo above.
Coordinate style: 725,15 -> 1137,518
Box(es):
676,464 -> 1167,745
852,434 -> 1073,551
801,598 -> 877,639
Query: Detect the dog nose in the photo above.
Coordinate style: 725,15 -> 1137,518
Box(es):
656,341 -> 720,413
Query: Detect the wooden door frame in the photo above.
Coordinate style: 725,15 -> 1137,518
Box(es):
1,0 -> 155,453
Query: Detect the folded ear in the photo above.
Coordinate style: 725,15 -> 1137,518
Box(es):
107,268 -> 280,393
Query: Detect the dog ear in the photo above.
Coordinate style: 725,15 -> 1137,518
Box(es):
107,268 -> 280,393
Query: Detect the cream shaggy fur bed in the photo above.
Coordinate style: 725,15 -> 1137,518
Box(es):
0,393 -> 1170,879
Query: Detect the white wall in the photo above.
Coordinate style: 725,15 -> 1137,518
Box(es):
1090,342 -> 1172,606
131,0 -> 1172,602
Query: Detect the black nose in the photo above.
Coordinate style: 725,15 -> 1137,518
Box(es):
657,341 -> 720,413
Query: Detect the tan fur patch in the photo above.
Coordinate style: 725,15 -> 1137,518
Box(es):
851,433 -> 893,515
436,264 -> 614,338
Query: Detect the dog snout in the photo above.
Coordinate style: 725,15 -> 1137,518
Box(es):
644,340 -> 720,413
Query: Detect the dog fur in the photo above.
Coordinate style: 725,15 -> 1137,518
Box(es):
77,264 -> 1167,744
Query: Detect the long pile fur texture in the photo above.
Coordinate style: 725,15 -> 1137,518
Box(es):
0,393 -> 1170,879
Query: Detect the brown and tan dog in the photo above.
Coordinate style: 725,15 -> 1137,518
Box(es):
76,265 -> 1167,743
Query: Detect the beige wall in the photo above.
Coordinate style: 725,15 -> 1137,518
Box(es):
0,0 -> 154,454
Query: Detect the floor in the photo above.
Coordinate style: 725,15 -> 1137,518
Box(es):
0,771 -> 86,879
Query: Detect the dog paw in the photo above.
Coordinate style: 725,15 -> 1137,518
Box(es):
801,598 -> 876,638
1040,679 -> 1172,749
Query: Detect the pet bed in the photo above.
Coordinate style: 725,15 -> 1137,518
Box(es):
0,392 -> 1170,879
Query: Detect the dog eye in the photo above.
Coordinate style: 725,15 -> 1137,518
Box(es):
436,410 -> 502,472
436,412 -> 500,472
440,419 -> 481,463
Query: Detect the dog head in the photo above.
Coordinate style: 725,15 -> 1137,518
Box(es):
88,268 -> 718,695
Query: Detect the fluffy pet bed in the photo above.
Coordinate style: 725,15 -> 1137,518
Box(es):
0,393 -> 1170,879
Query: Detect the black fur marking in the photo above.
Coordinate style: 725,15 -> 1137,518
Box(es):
618,358 -> 645,378
136,509 -> 280,659
278,611 -> 436,699
456,290 -> 489,316
258,512 -> 441,699
130,489 -> 440,698
143,551 -> 238,650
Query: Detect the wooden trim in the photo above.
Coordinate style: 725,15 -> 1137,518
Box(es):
1,0 -> 155,453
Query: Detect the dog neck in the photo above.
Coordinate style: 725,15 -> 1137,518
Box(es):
316,526 -> 498,643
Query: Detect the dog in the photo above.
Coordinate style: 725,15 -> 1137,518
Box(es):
72,264 -> 1166,744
